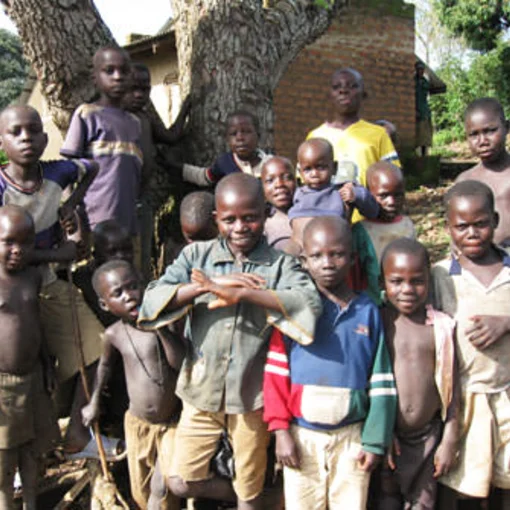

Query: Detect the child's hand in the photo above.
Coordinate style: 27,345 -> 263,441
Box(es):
191,269 -> 246,309
191,269 -> 265,290
81,402 -> 100,427
58,205 -> 77,236
357,450 -> 380,472
433,439 -> 457,478
465,315 -> 510,350
339,182 -> 356,204
387,436 -> 401,470
275,429 -> 300,469
210,273 -> 265,289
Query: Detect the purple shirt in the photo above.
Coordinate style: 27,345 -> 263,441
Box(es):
61,104 -> 142,234
288,184 -> 379,221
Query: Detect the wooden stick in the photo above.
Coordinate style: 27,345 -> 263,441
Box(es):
54,471 -> 91,510
66,267 -> 110,480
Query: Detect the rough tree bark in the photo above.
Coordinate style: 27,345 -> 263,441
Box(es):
0,0 -> 114,132
172,0 -> 346,164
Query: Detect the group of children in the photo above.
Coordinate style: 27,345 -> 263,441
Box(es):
0,41 -> 508,510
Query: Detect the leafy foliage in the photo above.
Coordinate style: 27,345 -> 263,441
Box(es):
312,0 -> 335,8
430,41 -> 510,142
436,0 -> 509,52
0,29 -> 27,110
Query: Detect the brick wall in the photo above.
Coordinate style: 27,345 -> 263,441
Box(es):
274,0 -> 416,161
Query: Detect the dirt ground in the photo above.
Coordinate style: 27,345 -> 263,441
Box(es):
407,180 -> 452,264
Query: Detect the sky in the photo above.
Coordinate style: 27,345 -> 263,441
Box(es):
0,0 -> 173,44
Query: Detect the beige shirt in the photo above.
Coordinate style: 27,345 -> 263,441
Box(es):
432,254 -> 510,393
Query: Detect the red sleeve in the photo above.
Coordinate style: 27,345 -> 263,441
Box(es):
263,328 -> 293,431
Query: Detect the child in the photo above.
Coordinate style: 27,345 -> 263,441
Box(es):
182,110 -> 270,186
123,63 -> 191,279
307,68 -> 400,222
180,191 -> 217,244
137,173 -> 321,510
160,191 -> 218,270
0,205 -> 59,510
378,238 -> 458,510
456,98 -> 510,247
288,138 -> 378,251
71,220 -> 135,329
431,180 -> 510,506
261,156 -> 296,251
61,46 -> 142,238
0,105 -> 105,456
82,260 -> 183,509
351,162 -> 415,304
263,216 -> 396,509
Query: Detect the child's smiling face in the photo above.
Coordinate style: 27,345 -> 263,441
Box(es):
383,251 -> 429,318
214,188 -> 266,257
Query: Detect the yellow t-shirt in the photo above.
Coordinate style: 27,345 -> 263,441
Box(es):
307,120 -> 400,222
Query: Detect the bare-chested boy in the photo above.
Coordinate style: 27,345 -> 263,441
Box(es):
82,260 -> 184,510
378,238 -> 458,510
0,205 -> 59,510
456,98 -> 510,247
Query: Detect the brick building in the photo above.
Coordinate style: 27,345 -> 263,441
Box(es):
274,0 -> 417,159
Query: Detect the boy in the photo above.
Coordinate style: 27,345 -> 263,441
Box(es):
307,68 -> 400,222
159,191 -> 218,275
82,260 -> 183,509
431,180 -> 510,506
180,191 -> 217,244
124,63 -> 191,279
263,216 -> 396,509
182,111 -> 270,186
0,105 -> 104,456
351,162 -> 415,304
71,220 -> 135,328
137,173 -> 321,510
288,138 -> 378,252
261,156 -> 296,251
61,46 -> 142,238
0,205 -> 59,510
456,98 -> 510,247
379,238 -> 458,510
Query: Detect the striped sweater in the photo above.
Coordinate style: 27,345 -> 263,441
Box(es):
263,292 -> 397,455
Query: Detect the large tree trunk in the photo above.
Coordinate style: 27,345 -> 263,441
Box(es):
0,0 -> 114,131
172,0 -> 346,164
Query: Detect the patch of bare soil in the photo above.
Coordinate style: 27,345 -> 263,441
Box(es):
406,181 -> 452,264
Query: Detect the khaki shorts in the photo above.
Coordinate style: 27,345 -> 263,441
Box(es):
0,365 -> 59,453
124,410 -> 179,510
283,423 -> 370,510
171,402 -> 270,502
441,389 -> 510,497
39,279 -> 103,382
